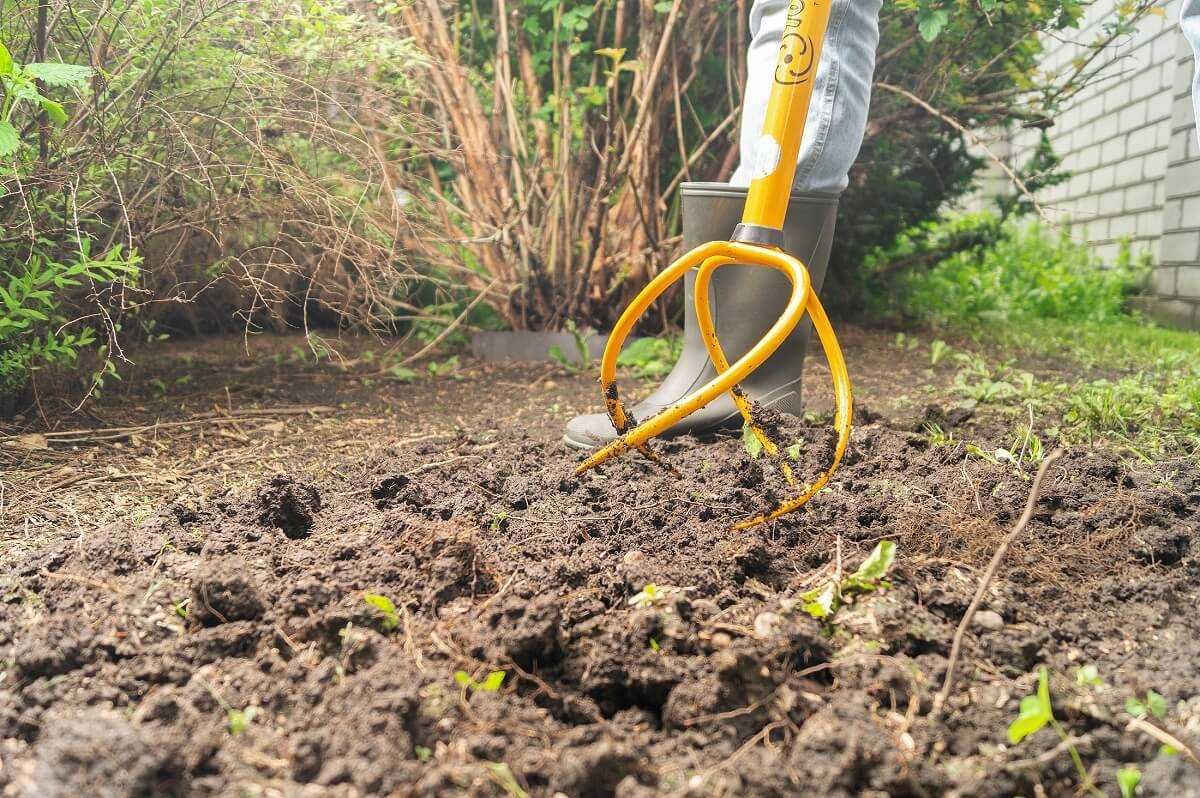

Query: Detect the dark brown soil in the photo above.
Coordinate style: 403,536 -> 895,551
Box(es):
4,397 -> 1200,796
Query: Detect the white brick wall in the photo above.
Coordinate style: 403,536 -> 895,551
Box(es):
972,0 -> 1200,329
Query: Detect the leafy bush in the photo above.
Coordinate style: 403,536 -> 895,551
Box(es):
2,0 -> 439,407
867,214 -> 1147,326
0,242 -> 142,399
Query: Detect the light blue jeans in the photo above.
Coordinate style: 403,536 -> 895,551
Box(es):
1185,0 -> 1200,145
730,0 -> 883,194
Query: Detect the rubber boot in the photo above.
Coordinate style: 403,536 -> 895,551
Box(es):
564,182 -> 838,449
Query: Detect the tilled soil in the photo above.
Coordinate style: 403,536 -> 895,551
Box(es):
3,410 -> 1200,797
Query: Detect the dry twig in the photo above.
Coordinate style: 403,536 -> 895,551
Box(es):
931,448 -> 1066,719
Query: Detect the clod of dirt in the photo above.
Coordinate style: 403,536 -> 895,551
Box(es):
468,590 -> 563,668
10,621 -> 93,681
663,645 -> 780,738
548,741 -> 649,798
972,610 -> 1005,631
257,475 -> 321,538
189,556 -> 267,626
786,692 -> 928,795
1130,524 -> 1192,565
24,709 -> 182,797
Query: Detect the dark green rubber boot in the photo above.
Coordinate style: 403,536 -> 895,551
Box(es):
564,182 -> 838,449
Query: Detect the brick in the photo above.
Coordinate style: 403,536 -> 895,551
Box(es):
1067,172 -> 1092,198
1095,242 -> 1122,264
1110,214 -> 1138,238
1101,137 -> 1127,164
1174,57 -> 1195,97
1163,198 -> 1184,229
1170,130 -> 1190,163
1152,266 -> 1178,295
1098,190 -> 1125,216
1147,298 -> 1198,329
1138,210 -> 1164,238
1086,218 -> 1111,242
1165,160 -> 1200,199
1124,183 -> 1155,211
1089,166 -> 1115,193
1180,196 -> 1200,228
1177,268 -> 1200,299
1118,100 -> 1149,132
1092,108 -> 1118,142
1145,149 -> 1169,180
1161,231 -> 1200,263
1115,157 -> 1144,186
1105,82 -> 1133,113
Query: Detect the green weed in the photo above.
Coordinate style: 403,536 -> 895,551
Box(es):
227,706 -> 259,735
363,592 -> 399,632
454,670 -> 506,693
616,336 -> 681,379
1125,690 -> 1167,720
549,320 -> 592,373
1007,667 -> 1101,797
1117,766 -> 1141,798
795,541 -> 897,621
628,583 -> 668,610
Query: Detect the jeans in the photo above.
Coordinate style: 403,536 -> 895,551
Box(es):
1185,0 -> 1200,146
730,0 -> 883,194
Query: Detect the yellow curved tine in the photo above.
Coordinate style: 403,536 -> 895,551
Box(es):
693,254 -> 797,487
576,240 -> 812,475
733,288 -> 853,529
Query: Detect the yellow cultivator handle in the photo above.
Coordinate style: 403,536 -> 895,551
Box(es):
575,0 -> 854,527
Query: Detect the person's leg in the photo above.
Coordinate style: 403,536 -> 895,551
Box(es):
1184,0 -> 1200,145
731,0 -> 883,192
563,0 -> 882,449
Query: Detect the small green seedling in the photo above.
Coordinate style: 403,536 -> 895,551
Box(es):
628,583 -> 668,610
455,670 -> 506,693
742,422 -> 764,460
929,339 -> 951,366
414,745 -> 433,762
228,706 -> 259,735
388,364 -> 418,382
786,441 -> 803,460
649,638 -> 661,653
1008,666 -> 1054,744
797,541 -> 897,620
1074,664 -> 1105,689
172,599 -> 190,619
486,761 -> 530,798
364,592 -> 399,632
549,320 -> 592,373
1125,690 -> 1167,720
1008,667 -> 1102,797
616,336 -> 679,379
1117,766 -> 1141,798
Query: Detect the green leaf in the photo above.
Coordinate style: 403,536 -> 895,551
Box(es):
801,582 -> 836,619
0,41 -> 12,76
480,670 -> 506,692
1117,766 -> 1141,798
916,8 -> 949,42
454,670 -> 472,688
40,99 -> 67,126
742,422 -> 764,460
23,62 -> 93,88
1124,696 -> 1146,718
1008,667 -> 1053,744
0,121 -> 20,157
228,706 -> 259,735
364,592 -> 398,631
486,762 -> 529,798
1146,690 -> 1167,719
851,541 -> 896,583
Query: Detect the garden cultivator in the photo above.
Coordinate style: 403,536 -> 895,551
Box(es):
576,0 -> 853,528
